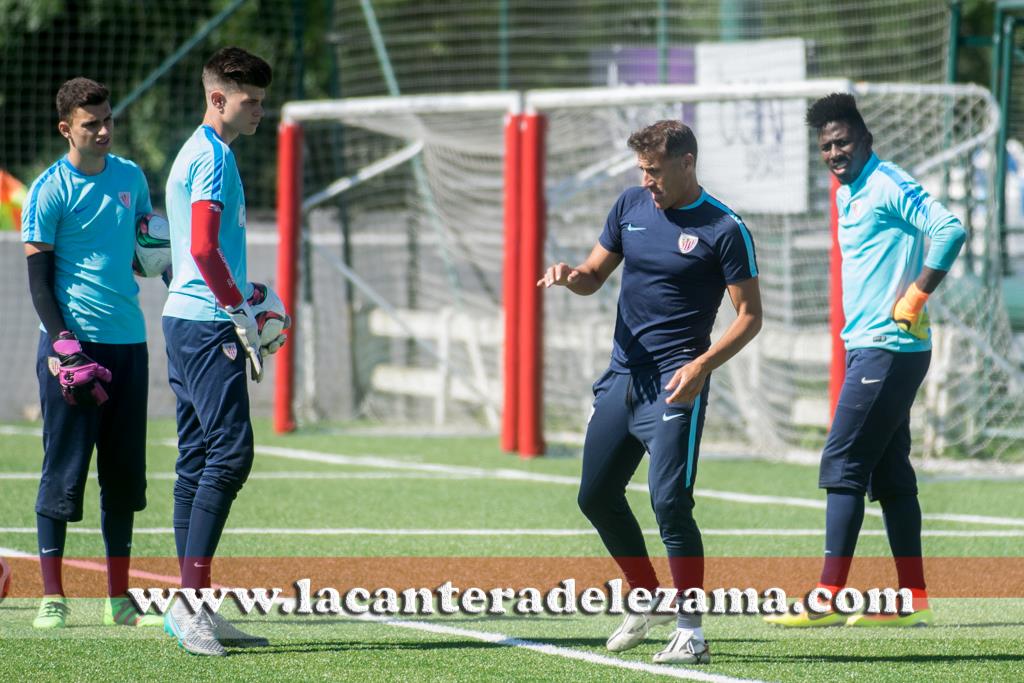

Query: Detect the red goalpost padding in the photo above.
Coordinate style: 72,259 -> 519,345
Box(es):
516,112 -> 546,457
501,113 -> 523,453
828,174 -> 844,423
274,121 -> 302,434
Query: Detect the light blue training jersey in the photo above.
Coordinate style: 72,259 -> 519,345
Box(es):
836,153 -> 966,353
163,125 -> 250,321
21,154 -> 151,344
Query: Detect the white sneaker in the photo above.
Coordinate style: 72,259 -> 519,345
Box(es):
652,628 -> 711,665
210,611 -> 270,647
164,600 -> 227,657
606,610 -> 677,652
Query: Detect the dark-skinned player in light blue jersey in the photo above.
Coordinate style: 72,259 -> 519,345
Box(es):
160,47 -> 283,656
538,120 -> 762,665
21,77 -> 162,630
765,93 -> 966,629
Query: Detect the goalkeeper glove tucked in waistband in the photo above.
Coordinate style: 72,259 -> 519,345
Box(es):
892,282 -> 930,340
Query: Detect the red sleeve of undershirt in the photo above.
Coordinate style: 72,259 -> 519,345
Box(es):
190,200 -> 244,308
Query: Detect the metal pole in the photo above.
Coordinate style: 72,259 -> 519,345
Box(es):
360,0 -> 401,96
995,16 -> 1016,281
292,0 -> 306,101
321,0 -> 364,417
992,5 -> 1005,97
657,0 -> 668,84
499,0 -> 510,90
947,0 -> 962,84
719,0 -> 741,41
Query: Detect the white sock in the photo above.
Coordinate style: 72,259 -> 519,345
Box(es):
675,626 -> 704,643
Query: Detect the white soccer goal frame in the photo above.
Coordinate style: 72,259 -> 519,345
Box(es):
275,79 -> 1009,461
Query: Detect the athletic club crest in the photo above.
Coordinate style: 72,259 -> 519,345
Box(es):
222,342 -> 238,360
47,356 -> 60,377
678,234 -> 699,254
119,192 -> 131,208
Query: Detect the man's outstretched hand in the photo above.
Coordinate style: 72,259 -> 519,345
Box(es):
537,262 -> 580,288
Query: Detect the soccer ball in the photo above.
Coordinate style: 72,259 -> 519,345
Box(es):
248,282 -> 290,351
132,213 -> 172,277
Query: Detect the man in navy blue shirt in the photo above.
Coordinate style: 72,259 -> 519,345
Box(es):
539,120 -> 762,665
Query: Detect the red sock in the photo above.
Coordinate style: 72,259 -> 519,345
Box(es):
816,582 -> 843,611
909,587 -> 929,611
106,556 -> 130,598
40,555 -> 64,596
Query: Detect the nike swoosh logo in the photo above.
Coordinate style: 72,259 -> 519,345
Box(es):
41,547 -> 59,554
625,224 -> 647,232
806,610 -> 837,620
193,562 -> 210,568
662,413 -> 685,422
860,378 -> 882,384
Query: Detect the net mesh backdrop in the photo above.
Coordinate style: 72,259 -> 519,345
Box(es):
6,1 -> 1021,463
285,81 -> 1023,462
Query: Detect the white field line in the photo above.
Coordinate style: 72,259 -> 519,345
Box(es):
0,545 -> 181,585
367,615 -> 765,683
0,426 -> 40,437
6,423 -> 1024,478
0,552 -> 755,683
1,527 -> 1021,538
4,433 -> 1022,527
253,445 -> 1024,528
0,471 -> 477,481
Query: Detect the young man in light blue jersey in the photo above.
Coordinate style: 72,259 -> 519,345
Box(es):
161,47 -> 283,656
21,77 -> 161,629
539,120 -> 763,664
767,93 -> 966,628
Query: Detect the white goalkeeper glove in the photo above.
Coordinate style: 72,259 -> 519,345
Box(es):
224,300 -> 264,383
260,313 -> 291,356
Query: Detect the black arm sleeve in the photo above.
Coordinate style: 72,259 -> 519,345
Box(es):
26,251 -> 67,342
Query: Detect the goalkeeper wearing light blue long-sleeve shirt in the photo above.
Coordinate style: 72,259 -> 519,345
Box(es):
835,151 -> 965,352
766,93 -> 965,630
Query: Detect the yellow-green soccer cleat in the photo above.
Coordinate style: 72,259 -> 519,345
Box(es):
104,596 -> 164,627
846,608 -> 933,628
763,609 -> 846,628
32,596 -> 70,629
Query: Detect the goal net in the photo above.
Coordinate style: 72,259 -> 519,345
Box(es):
278,80 -> 1024,463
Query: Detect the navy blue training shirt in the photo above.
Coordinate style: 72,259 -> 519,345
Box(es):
599,186 -> 758,373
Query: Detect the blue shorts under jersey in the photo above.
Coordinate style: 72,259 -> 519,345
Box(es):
599,186 -> 758,373
836,153 -> 966,353
21,155 -> 152,344
163,125 -> 250,321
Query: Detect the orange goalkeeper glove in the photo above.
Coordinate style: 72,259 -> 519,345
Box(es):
892,282 -> 930,340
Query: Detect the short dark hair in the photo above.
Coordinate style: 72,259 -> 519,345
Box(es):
203,47 -> 272,91
627,120 -> 698,160
805,92 -> 868,136
55,78 -> 109,122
